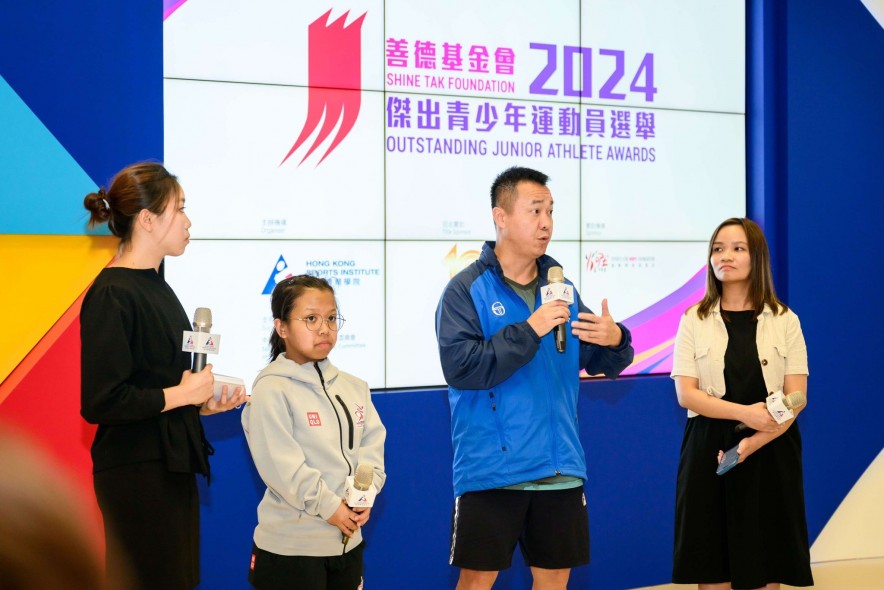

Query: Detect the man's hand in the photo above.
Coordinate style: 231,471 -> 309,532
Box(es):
571,299 -> 622,347
526,300 -> 570,338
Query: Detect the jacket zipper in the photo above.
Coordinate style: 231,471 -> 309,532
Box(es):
538,276 -> 562,475
313,362 -> 352,475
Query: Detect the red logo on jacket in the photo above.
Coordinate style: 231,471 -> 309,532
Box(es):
307,412 -> 322,426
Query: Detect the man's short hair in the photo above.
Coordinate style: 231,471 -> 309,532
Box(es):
490,166 -> 549,211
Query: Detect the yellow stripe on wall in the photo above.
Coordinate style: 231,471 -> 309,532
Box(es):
0,235 -> 117,385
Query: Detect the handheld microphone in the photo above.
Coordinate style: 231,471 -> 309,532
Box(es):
342,464 -> 375,547
547,266 -> 567,353
192,307 -> 212,373
735,390 -> 806,433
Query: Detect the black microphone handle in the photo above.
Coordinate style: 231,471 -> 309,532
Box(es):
192,325 -> 209,373
734,421 -> 751,433
554,324 -> 566,353
193,352 -> 207,373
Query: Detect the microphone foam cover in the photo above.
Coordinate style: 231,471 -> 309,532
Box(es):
353,464 -> 374,491
547,266 -> 565,283
193,307 -> 213,329
784,390 -> 806,411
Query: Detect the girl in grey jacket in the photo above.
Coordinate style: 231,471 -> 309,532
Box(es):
242,275 -> 386,589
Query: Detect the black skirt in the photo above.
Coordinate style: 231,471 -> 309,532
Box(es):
673,416 -> 813,587
94,461 -> 200,590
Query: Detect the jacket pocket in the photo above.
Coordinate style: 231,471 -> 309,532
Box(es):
759,343 -> 789,393
489,391 -> 508,453
335,395 -> 354,450
694,345 -> 725,397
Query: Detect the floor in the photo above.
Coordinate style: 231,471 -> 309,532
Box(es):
635,557 -> 884,589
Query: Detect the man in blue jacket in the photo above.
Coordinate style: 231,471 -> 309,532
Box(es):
435,166 -> 634,590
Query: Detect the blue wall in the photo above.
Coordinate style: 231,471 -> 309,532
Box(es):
2,1 -> 882,588
200,375 -> 682,589
781,0 -> 884,540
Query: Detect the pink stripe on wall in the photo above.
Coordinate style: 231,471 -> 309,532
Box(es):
616,267 -> 707,375
163,0 -> 188,20
628,344 -> 675,374
627,286 -> 705,355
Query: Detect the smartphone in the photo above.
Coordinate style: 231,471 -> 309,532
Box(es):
716,444 -> 741,476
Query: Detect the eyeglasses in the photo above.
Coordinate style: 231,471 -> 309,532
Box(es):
291,314 -> 345,332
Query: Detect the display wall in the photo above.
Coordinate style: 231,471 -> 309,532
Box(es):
162,0 -> 746,388
2,1 -> 882,589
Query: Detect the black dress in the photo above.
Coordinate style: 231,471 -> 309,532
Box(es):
673,310 -> 813,588
81,268 -> 211,590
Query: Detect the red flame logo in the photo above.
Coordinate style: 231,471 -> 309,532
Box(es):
281,9 -> 366,166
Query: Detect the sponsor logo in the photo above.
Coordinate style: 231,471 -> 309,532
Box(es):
587,251 -> 656,272
307,412 -> 322,426
586,251 -> 609,272
263,255 -> 294,295
281,9 -> 367,166
443,244 -> 481,278
491,301 -> 505,316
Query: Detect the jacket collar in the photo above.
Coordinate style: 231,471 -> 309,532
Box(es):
481,241 -> 562,284
712,301 -> 773,317
253,355 -> 339,390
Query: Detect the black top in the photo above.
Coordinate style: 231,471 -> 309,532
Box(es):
721,310 -> 768,405
80,267 -> 210,476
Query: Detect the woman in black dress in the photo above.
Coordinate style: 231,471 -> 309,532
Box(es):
671,217 -> 813,589
80,162 -> 247,589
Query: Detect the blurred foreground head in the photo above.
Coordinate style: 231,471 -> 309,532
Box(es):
0,426 -> 120,589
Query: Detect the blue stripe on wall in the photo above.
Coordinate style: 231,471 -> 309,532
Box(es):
0,75 -> 98,235
0,2 -> 163,188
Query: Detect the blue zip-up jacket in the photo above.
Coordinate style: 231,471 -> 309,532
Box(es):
436,242 -> 634,497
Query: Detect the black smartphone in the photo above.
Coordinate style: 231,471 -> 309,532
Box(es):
716,444 -> 741,476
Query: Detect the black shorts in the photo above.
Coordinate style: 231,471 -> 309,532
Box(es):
449,486 -> 590,571
248,542 -> 364,590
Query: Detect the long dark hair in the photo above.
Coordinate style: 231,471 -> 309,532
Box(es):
695,217 -> 787,319
83,162 -> 180,245
269,275 -> 336,360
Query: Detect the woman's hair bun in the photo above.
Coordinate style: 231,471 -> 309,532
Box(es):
83,189 -> 114,230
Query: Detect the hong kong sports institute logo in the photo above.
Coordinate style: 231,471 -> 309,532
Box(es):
280,9 -> 367,167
